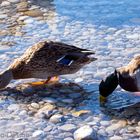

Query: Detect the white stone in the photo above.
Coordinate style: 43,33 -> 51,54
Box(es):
32,130 -> 44,137
74,125 -> 95,140
59,124 -> 76,131
100,121 -> 110,126
8,0 -> 20,3
1,1 -> 10,6
43,97 -> 57,104
61,99 -> 73,103
106,120 -> 127,132
31,103 -> 40,109
109,136 -> 123,140
8,104 -> 20,111
49,114 -> 63,123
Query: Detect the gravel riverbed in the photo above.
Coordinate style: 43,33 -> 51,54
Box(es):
0,0 -> 140,139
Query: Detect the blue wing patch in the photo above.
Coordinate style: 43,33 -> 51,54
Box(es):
57,55 -> 74,66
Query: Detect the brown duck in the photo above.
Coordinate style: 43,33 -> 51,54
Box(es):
0,40 -> 96,89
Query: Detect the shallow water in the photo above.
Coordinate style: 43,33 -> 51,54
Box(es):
0,0 -> 140,109
0,0 -> 140,139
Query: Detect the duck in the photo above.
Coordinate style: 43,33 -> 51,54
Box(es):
0,40 -> 97,89
99,55 -> 140,102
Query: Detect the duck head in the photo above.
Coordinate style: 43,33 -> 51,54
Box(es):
99,70 -> 119,103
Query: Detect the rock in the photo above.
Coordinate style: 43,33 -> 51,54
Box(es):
136,126 -> 140,133
39,104 -> 55,111
100,121 -> 110,126
109,136 -> 123,140
0,14 -> 7,19
59,124 -> 76,131
8,104 -> 20,111
49,114 -> 63,123
43,97 -> 57,104
17,1 -> 28,12
64,137 -> 74,140
24,9 -> 44,17
31,103 -> 40,109
61,99 -> 73,103
74,125 -> 96,140
19,110 -> 27,116
68,93 -> 81,99
106,120 -> 127,132
44,126 -> 53,132
1,1 -> 10,6
32,130 -> 44,137
8,0 -> 20,3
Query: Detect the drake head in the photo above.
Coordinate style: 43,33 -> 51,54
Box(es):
99,70 -> 118,103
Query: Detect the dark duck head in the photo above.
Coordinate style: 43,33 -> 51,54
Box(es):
99,70 -> 119,103
99,55 -> 140,103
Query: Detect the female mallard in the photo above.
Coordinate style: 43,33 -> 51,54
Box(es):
99,55 -> 140,102
0,40 -> 96,89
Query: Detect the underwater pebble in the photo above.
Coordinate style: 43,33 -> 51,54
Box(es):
42,97 -> 57,104
49,114 -> 63,123
31,102 -> 40,109
74,125 -> 96,140
109,135 -> 123,140
8,104 -> 20,111
32,130 -> 44,138
59,124 -> 76,131
61,99 -> 73,104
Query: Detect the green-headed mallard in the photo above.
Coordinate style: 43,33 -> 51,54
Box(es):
99,55 -> 140,102
0,40 -> 96,89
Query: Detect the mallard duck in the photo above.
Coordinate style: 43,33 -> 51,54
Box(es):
0,40 -> 96,89
99,55 -> 140,102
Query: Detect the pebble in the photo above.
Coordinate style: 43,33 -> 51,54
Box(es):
100,121 -> 110,126
109,136 -> 123,140
32,130 -> 44,138
0,14 -> 7,19
61,99 -> 73,103
1,1 -> 10,6
44,126 -> 53,132
68,93 -> 81,99
8,0 -> 20,3
64,137 -> 74,140
74,125 -> 96,140
59,124 -> 76,131
49,114 -> 63,123
135,126 -> 140,133
31,103 -> 40,109
24,9 -> 44,17
43,97 -> 57,104
8,104 -> 20,111
106,120 -> 127,132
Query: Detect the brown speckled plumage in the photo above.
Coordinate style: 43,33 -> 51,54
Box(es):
9,40 -> 96,80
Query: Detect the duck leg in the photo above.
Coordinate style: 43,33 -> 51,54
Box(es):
29,76 -> 59,86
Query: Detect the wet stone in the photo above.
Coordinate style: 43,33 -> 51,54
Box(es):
24,9 -> 44,17
32,130 -> 44,138
49,114 -> 64,123
30,103 -> 40,109
68,93 -> 81,99
59,124 -> 76,132
74,125 -> 96,140
109,135 -> 123,140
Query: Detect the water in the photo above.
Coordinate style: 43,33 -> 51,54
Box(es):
0,0 -> 140,112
